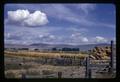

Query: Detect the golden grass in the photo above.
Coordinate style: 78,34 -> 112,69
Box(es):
4,50 -> 88,59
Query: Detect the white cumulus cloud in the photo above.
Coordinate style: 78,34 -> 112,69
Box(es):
7,9 -> 48,26
82,37 -> 88,42
94,36 -> 108,43
8,9 -> 30,22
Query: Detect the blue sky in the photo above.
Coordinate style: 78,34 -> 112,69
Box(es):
4,4 -> 116,45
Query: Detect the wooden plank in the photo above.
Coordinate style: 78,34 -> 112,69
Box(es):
90,64 -> 109,68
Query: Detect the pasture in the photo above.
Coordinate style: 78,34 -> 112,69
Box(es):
4,49 -> 116,78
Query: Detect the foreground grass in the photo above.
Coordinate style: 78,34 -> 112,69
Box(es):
4,51 -> 115,78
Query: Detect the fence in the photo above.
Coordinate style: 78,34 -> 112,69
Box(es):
85,40 -> 116,78
19,41 -> 116,78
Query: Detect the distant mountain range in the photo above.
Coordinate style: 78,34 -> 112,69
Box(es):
5,43 -> 114,51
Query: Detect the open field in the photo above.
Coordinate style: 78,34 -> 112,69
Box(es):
5,54 -> 86,78
4,50 -> 116,78
4,50 -> 88,59
4,3 -> 116,79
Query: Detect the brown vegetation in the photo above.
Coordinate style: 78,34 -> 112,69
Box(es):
90,46 -> 111,60
4,50 -> 88,59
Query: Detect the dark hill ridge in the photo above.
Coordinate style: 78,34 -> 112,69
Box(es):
5,43 -> 114,51
30,43 -> 112,51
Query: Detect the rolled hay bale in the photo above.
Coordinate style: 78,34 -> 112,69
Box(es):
93,51 -> 97,55
96,53 -> 101,56
90,55 -> 96,59
95,54 -> 102,60
101,56 -> 110,60
102,52 -> 108,56
106,50 -> 111,56
105,48 -> 110,52
92,53 -> 97,57
93,50 -> 97,53
93,48 -> 97,52
97,50 -> 102,55
101,47 -> 105,51
96,47 -> 101,50
95,56 -> 101,60
98,47 -> 102,50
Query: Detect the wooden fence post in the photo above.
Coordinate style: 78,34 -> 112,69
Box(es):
22,73 -> 26,79
88,69 -> 92,78
85,57 -> 91,78
109,40 -> 114,73
58,72 -> 62,78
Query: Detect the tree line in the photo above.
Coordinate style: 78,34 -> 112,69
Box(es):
52,47 -> 80,51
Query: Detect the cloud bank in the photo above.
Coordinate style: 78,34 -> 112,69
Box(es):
7,9 -> 48,26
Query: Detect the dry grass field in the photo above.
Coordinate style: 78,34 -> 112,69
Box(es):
4,50 -> 88,59
5,52 -> 86,78
4,49 -> 115,78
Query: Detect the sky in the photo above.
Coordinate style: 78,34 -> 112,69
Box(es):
4,4 -> 116,45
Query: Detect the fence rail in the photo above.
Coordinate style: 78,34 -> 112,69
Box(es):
85,40 -> 116,78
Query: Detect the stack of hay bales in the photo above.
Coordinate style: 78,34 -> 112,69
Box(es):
90,46 -> 111,60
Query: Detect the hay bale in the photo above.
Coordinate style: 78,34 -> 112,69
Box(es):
106,50 -> 111,56
102,56 -> 110,60
93,49 -> 97,52
90,55 -> 96,59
